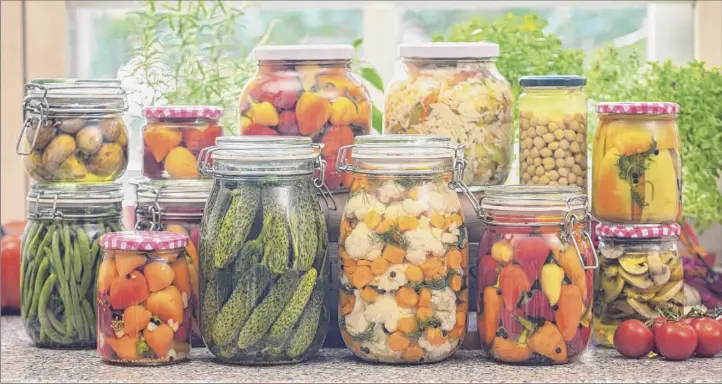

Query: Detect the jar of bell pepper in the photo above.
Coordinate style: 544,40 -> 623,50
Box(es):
518,76 -> 588,191
592,102 -> 682,224
476,185 -> 598,365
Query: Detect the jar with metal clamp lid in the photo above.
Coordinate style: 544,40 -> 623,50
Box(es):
17,79 -> 129,182
335,135 -> 477,364
132,178 -> 213,347
20,183 -> 124,348
476,185 -> 597,365
197,136 -> 335,364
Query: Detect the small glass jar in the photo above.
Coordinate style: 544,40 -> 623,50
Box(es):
20,183 -> 124,348
17,79 -> 129,182
133,178 -> 213,347
238,45 -> 372,191
142,105 -> 223,179
97,231 -> 191,365
384,42 -> 513,189
335,135 -> 477,364
197,136 -> 334,365
518,76 -> 588,191
593,223 -> 683,347
476,186 -> 598,365
592,102 -> 682,224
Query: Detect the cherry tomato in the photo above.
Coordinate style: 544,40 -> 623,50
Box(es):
650,317 -> 668,354
655,322 -> 698,361
690,318 -> 722,357
613,319 -> 654,358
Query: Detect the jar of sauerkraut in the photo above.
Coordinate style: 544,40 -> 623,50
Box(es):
384,43 -> 513,189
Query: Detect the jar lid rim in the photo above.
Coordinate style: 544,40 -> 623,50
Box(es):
481,185 -> 587,211
519,75 -> 587,87
398,42 -> 499,59
28,182 -> 124,203
132,178 -> 212,203
253,44 -> 354,61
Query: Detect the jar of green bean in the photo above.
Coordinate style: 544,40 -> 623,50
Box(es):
20,183 -> 124,348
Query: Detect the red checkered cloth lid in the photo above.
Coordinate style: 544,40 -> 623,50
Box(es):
596,102 -> 680,115
100,231 -> 188,251
595,223 -> 681,239
142,105 -> 223,120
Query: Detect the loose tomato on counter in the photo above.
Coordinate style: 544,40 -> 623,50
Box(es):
239,45 -> 371,191
1,234 -> 21,313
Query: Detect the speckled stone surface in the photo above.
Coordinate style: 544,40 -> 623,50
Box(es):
2,316 -> 722,383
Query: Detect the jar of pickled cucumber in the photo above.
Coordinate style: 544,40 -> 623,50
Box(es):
97,231 -> 191,365
476,186 -> 597,365
335,135 -> 477,364
20,183 -> 124,348
197,136 -> 334,364
17,79 -> 129,182
518,76 -> 588,191
593,223 -> 683,347
592,102 -> 681,224
133,178 -> 213,347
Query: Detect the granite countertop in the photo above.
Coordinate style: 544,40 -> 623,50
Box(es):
3,317 -> 722,383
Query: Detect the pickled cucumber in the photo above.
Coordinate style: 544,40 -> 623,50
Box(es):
291,189 -> 319,272
262,190 -> 291,275
286,284 -> 326,359
267,268 -> 318,343
214,186 -> 260,269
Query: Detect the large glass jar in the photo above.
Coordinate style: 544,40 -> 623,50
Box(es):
384,42 -> 513,189
476,186 -> 598,365
142,105 -> 223,179
238,45 -> 372,191
20,183 -> 124,348
335,135 -> 475,364
197,136 -> 333,364
592,102 -> 682,224
593,223 -> 683,347
133,178 -> 213,347
97,231 -> 191,365
518,76 -> 588,191
17,79 -> 129,182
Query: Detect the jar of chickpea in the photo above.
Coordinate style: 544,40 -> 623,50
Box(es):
518,76 -> 588,191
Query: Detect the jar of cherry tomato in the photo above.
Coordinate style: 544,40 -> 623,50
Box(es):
142,105 -> 223,179
239,45 -> 372,191
476,185 -> 597,365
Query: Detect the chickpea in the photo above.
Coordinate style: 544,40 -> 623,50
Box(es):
553,118 -> 565,129
527,165 -> 536,175
553,129 -> 565,141
559,177 -> 569,186
556,158 -> 566,168
558,167 -> 569,177
563,115 -> 573,126
524,137 -> 533,149
576,177 -> 586,188
533,136 -> 545,149
547,170 -> 559,181
554,149 -> 565,159
535,166 -> 545,176
520,131 -> 527,140
570,141 -> 581,153
535,125 -> 548,136
542,157 -> 555,170
559,140 -> 570,150
569,120 -> 580,132
565,156 -> 575,168
574,112 -> 585,123
521,160 -> 528,171
521,110 -> 534,119
525,156 -> 533,166
549,180 -> 559,186
574,153 -> 585,164
522,172 -> 531,182
548,141 -> 559,150
537,116 -> 550,126
530,117 -> 538,126
539,175 -> 550,185
522,148 -> 530,158
533,158 -> 542,167
548,121 -> 558,131
527,127 -> 535,137
568,172 -> 577,184
575,133 -> 585,143
532,175 -> 540,184
564,129 -> 576,142
530,147 -> 540,158
543,132 -> 555,143
540,148 -> 553,158
520,118 -> 530,129
572,164 -> 584,176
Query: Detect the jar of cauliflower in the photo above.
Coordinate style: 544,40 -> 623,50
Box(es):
384,42 -> 513,190
335,135 -> 474,364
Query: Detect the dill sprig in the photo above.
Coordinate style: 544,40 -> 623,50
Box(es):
615,140 -> 658,208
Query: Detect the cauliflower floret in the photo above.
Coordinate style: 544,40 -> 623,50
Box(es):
441,232 -> 459,245
403,198 -> 429,217
345,290 -> 369,335
427,191 -> 446,213
364,294 -> 414,333
362,323 -> 401,361
345,191 -> 386,220
428,189 -> 463,215
431,228 -> 444,241
418,215 -> 431,229
345,222 -> 384,261
432,288 -> 459,331
377,181 -> 404,204
372,264 -> 408,291
405,228 -> 445,265
384,202 -> 409,220
419,337 -> 459,361
443,187 -> 462,213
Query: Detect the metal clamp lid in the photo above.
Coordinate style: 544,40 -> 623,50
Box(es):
27,183 -> 124,220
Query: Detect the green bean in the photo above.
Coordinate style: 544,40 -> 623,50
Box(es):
72,237 -> 82,283
61,224 -> 72,285
68,275 -> 86,340
21,259 -> 36,319
38,274 -> 65,344
81,299 -> 95,340
46,308 -> 66,336
77,228 -> 93,296
24,222 -> 45,262
28,257 -> 50,320
48,239 -> 75,336
22,221 -> 40,262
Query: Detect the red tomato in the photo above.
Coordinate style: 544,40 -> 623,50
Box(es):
655,322 -> 698,361
613,319 -> 654,358
690,318 -> 722,357
183,124 -> 223,151
1,235 -> 22,312
651,317 -> 668,354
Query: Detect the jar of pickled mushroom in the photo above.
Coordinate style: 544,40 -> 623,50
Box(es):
197,136 -> 334,364
476,186 -> 597,365
133,178 -> 213,346
17,79 -> 129,182
593,223 -> 683,347
142,105 -> 223,179
20,183 -> 124,348
518,76 -> 588,191
592,102 -> 682,224
238,45 -> 372,191
384,42 -> 513,189
97,231 -> 191,365
335,135 -> 476,364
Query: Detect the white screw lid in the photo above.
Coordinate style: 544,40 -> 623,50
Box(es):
253,44 -> 354,61
398,42 -> 500,59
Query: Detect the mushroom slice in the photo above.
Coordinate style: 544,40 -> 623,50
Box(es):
603,265 -> 620,278
619,253 -> 649,275
627,297 -> 658,319
601,274 -> 625,303
659,251 -> 675,265
682,284 -> 702,307
625,287 -> 656,302
669,262 -> 683,281
619,269 -> 654,290
608,299 -> 636,319
647,252 -> 671,286
650,280 -> 684,305
601,247 -> 625,260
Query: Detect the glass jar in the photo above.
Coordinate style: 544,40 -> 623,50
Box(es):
17,79 -> 129,182
592,102 -> 682,224
476,186 -> 598,365
97,231 -> 191,365
197,136 -> 334,364
20,183 -> 124,348
335,135 -> 476,364
593,223 -> 683,347
384,42 -> 513,189
518,76 -> 588,191
238,45 -> 372,191
142,105 -> 223,179
133,178 -> 213,347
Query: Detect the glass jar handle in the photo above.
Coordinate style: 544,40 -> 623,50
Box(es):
16,84 -> 50,156
312,144 -> 337,211
197,146 -> 223,177
564,211 -> 599,270
448,145 -> 481,217
335,145 -> 354,172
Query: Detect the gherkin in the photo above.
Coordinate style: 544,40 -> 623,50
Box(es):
287,285 -> 327,359
262,188 -> 291,275
291,186 -> 320,272
266,268 -> 318,346
214,185 -> 260,269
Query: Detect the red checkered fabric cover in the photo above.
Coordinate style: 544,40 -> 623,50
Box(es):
100,231 -> 188,251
